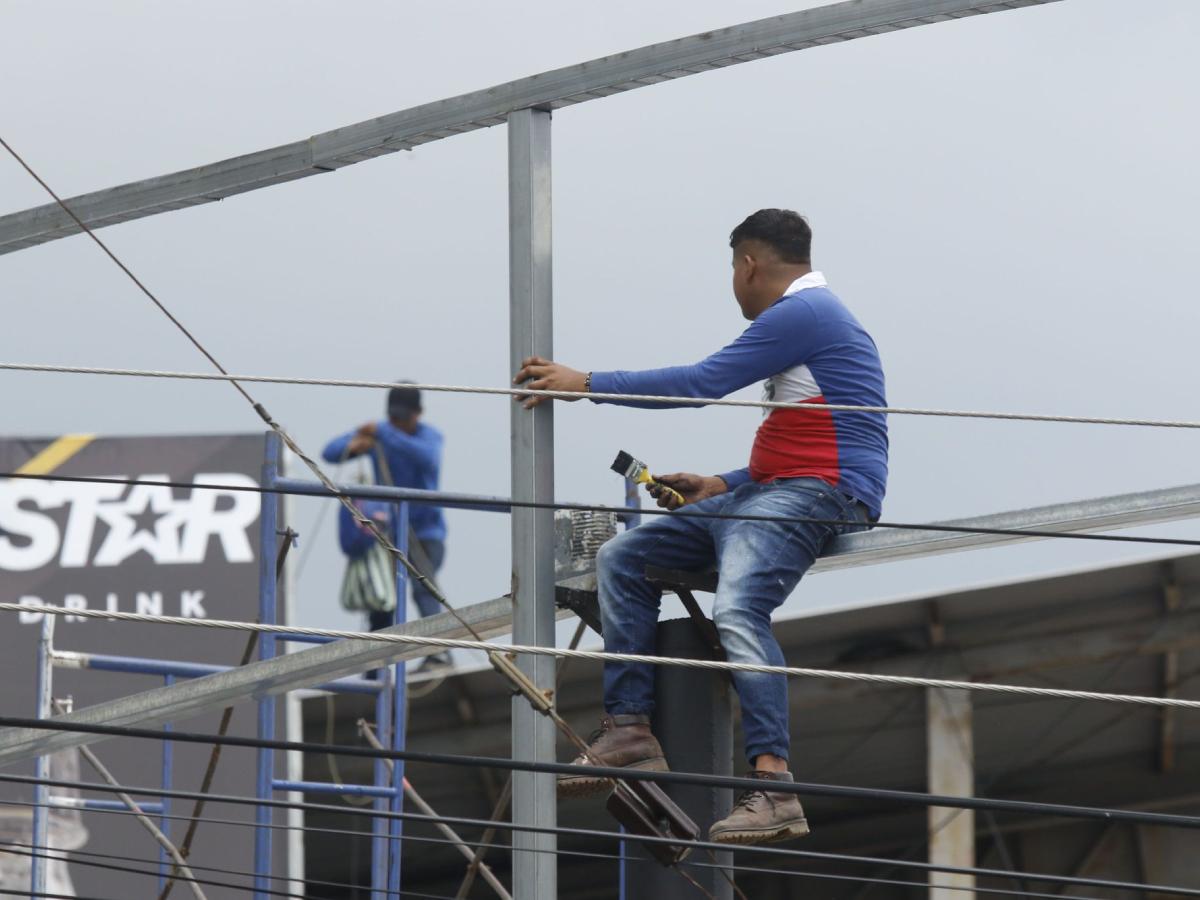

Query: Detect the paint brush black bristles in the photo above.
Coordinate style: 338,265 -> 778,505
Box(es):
611,450 -> 637,478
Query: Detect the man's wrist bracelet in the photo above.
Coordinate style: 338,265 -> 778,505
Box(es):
584,372 -> 592,393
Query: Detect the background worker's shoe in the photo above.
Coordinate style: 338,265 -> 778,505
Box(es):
557,714 -> 668,799
708,770 -> 810,845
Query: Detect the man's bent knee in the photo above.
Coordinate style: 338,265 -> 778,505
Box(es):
595,529 -> 639,579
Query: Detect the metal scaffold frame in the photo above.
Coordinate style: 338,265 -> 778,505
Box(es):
4,1 -> 1127,897
25,433 -> 419,899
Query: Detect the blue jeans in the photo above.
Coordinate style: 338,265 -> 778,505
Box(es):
596,478 -> 868,763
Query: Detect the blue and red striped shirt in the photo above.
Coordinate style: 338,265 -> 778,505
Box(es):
589,272 -> 888,518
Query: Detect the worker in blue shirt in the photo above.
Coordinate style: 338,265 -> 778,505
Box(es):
323,383 -> 449,670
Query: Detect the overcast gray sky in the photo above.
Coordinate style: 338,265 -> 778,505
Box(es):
3,0 -> 1198,644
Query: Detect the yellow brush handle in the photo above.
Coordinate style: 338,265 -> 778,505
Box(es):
640,472 -> 686,506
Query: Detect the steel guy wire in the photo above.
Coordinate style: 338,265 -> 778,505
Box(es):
0,141 -> 744,900
4,361 -> 1200,431
0,136 -> 479,649
0,890 -> 106,900
0,139 -> 647,888
0,837 -> 427,900
2,718 -> 1199,833
0,800 -> 1130,900
2,769 -> 1195,899
7,469 -> 1200,551
0,842 -> 283,900
0,841 -> 464,900
6,602 -> 1200,710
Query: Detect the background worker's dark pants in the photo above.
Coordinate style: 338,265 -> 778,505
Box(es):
368,539 -> 447,631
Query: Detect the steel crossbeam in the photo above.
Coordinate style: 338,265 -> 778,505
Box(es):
0,0 -> 1061,255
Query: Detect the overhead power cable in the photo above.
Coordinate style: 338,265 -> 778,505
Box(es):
0,841 -> 289,900
0,795 -> 1131,900
0,837 -> 437,900
2,768 -> 1196,899
6,470 -> 1200,551
3,361 -> 1199,430
6,603 -> 1200,710
2,719 -> 1198,833
0,889 -> 108,900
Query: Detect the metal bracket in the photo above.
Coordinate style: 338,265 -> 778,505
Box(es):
488,651 -> 554,714
645,566 -> 727,666
606,778 -> 699,866
486,648 -> 701,868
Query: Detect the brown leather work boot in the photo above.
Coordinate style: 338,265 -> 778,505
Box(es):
708,770 -> 810,845
557,714 -> 668,799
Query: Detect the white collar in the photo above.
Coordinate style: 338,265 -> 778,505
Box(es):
782,270 -> 827,297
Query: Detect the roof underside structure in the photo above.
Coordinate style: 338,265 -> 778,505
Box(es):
306,552 -> 1200,898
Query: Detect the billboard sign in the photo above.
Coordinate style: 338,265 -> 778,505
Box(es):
0,432 -> 284,894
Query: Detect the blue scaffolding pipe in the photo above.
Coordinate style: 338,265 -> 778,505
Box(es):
34,435 -> 428,897
276,633 -> 338,645
254,432 -> 282,900
272,779 -> 395,800
272,476 -> 510,514
48,798 -> 166,814
371,660 -> 393,898
159,673 -> 174,889
388,502 -> 409,896
65,651 -> 381,695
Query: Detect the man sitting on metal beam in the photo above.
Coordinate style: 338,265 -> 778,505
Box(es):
512,209 -> 888,845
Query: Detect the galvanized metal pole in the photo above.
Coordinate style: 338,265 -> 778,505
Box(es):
927,687 -> 975,899
508,105 -> 557,900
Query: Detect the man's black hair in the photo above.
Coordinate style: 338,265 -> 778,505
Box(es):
387,381 -> 422,418
729,209 -> 812,264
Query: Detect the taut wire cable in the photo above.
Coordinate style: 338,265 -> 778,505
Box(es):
3,361 -> 1200,430
0,823 -> 1151,900
2,720 -> 1199,832
0,796 -> 1130,900
6,603 -> 1199,710
2,768 -> 1198,898
3,794 -> 1165,900
0,839 -> 412,900
6,470 -> 1200,550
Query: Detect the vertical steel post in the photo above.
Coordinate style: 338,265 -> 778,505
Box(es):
158,673 -> 175,889
508,105 -> 557,900
927,687 -> 975,899
626,619 -> 734,900
387,502 -> 410,895
30,613 -> 55,896
254,432 -> 282,900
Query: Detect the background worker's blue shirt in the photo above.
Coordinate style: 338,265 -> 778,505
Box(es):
338,499 -> 394,558
322,421 -> 448,543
